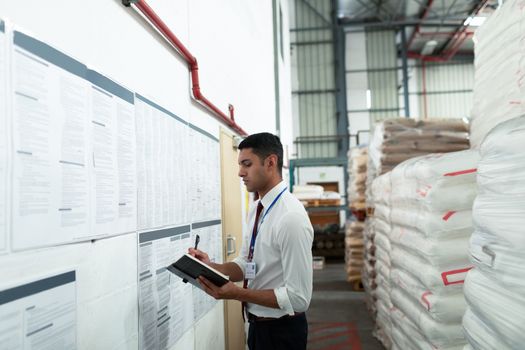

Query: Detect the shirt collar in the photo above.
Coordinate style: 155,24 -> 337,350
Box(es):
259,180 -> 287,209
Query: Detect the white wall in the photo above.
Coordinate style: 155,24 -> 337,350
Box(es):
414,61 -> 474,120
0,0 -> 292,349
295,166 -> 346,226
345,30 -> 370,147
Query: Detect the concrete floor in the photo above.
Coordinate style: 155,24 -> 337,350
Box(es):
307,262 -> 384,350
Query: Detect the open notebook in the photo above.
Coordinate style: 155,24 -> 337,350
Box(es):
167,253 -> 229,290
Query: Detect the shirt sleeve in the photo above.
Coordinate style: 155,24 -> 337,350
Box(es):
232,224 -> 252,277
232,243 -> 248,277
274,211 -> 314,315
232,202 -> 257,277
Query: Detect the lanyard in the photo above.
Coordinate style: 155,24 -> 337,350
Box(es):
247,187 -> 287,262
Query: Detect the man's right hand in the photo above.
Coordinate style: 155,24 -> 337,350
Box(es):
188,248 -> 211,265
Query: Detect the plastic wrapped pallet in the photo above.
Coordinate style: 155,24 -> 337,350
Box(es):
463,116 -> 525,350
388,150 -> 479,349
470,0 -> 525,148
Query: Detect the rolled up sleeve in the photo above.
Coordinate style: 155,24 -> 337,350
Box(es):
276,211 -> 314,314
232,255 -> 247,277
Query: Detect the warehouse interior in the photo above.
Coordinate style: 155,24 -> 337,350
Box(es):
0,0 -> 522,349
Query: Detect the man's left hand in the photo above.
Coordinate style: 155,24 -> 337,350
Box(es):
197,277 -> 240,300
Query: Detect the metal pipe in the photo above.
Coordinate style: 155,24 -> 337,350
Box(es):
128,0 -> 248,136
272,0 -> 281,136
343,19 -> 463,30
421,60 -> 428,119
400,26 -> 410,118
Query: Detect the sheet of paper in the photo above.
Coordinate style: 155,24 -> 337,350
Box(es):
190,220 -> 222,321
11,31 -> 91,250
189,125 -> 221,223
138,225 -> 194,350
0,271 -> 77,349
0,20 -> 7,252
87,70 -> 136,237
135,94 -> 189,231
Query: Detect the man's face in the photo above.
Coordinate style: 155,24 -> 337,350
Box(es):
238,148 -> 268,193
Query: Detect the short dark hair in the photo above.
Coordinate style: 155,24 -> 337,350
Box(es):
238,132 -> 283,174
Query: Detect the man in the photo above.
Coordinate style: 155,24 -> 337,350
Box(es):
189,132 -> 314,350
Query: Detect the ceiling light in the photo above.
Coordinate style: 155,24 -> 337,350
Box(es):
464,16 -> 486,27
421,40 -> 438,56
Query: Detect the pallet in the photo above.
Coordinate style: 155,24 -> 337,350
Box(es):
347,276 -> 364,291
304,198 -> 341,207
350,208 -> 367,221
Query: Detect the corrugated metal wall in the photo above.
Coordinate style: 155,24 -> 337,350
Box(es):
365,30 -> 401,124
345,27 -> 474,127
290,0 -> 337,158
416,62 -> 473,119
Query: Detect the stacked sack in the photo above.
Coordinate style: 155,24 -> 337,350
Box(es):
463,116 -> 525,349
368,118 -> 470,176
369,173 -> 393,348
344,221 -> 365,283
345,147 -> 368,284
470,0 -> 525,148
348,147 -> 368,212
362,216 -> 377,315
363,118 -> 470,340
388,150 -> 479,350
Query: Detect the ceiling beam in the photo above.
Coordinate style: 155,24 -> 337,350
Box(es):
341,18 -> 463,29
438,0 -> 490,54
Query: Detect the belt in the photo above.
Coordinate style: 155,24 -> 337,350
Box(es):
247,312 -> 304,323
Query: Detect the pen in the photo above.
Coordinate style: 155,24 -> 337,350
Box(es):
194,234 -> 200,250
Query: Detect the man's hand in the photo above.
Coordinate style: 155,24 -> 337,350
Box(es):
198,276 -> 240,300
188,248 -> 210,265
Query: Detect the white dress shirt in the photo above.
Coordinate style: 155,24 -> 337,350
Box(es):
233,180 -> 314,317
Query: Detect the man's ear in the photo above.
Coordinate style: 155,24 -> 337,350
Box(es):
266,154 -> 277,169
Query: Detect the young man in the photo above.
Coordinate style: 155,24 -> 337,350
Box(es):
189,132 -> 314,350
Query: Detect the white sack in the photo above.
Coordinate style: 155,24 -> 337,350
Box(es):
390,207 -> 472,239
390,306 -> 466,350
392,246 -> 471,293
390,227 -> 470,266
462,308 -> 513,350
463,116 -> 525,349
391,287 -> 465,348
391,268 -> 466,323
463,269 -> 525,349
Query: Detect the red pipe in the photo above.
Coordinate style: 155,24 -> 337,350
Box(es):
407,0 -> 434,50
421,60 -> 428,119
417,31 -> 473,37
407,0 -> 488,62
134,0 -> 248,136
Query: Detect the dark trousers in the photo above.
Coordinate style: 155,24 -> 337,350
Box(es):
247,313 -> 308,350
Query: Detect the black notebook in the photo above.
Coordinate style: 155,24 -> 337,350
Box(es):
167,253 -> 229,290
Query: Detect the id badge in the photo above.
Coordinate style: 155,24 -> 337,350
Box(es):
245,262 -> 257,280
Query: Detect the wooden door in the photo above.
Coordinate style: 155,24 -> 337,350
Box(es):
219,129 -> 245,350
